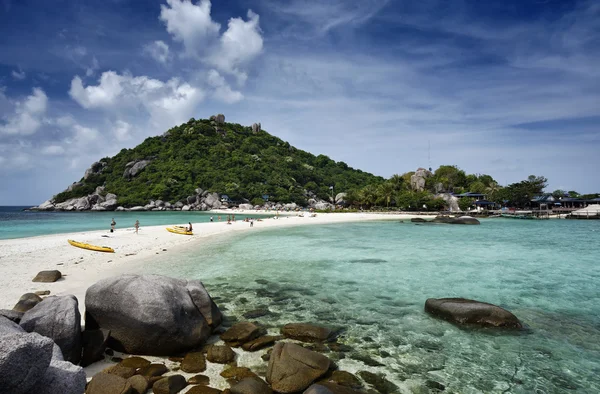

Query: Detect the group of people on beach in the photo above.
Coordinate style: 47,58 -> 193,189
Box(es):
109,214 -> 260,235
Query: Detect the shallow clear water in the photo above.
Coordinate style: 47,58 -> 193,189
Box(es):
143,219 -> 600,393
0,206 -> 260,239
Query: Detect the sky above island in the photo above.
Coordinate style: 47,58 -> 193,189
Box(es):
0,0 -> 599,205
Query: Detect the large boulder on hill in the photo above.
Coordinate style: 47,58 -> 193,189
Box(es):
84,161 -> 107,180
36,199 -> 56,211
435,193 -> 459,211
425,298 -> 522,328
85,274 -> 222,355
267,342 -> 331,393
19,295 -> 82,364
410,168 -> 432,191
123,160 -> 151,179
204,193 -> 221,209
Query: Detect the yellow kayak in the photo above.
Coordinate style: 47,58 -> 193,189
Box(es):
68,239 -> 115,253
166,227 -> 193,235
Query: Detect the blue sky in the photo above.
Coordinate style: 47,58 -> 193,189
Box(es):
1,0 -> 599,205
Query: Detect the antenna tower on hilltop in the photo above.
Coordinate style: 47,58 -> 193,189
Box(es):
428,139 -> 432,172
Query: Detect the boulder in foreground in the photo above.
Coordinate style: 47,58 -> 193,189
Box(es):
425,298 -> 522,328
19,295 -> 82,364
85,274 -> 222,355
32,270 -> 62,282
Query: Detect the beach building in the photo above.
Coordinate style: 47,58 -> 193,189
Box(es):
567,204 -> 600,219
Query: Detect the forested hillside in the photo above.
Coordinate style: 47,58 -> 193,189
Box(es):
54,116 -> 384,207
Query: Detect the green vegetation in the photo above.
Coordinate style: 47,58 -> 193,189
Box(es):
54,118 -> 384,206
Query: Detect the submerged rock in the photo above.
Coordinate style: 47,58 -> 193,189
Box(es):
267,342 -> 331,393
424,298 -> 522,328
281,323 -> 332,342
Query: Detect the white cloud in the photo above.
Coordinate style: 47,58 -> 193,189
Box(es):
69,71 -> 205,128
159,0 -> 263,85
159,0 -> 220,56
208,10 -> 263,84
144,40 -> 171,63
41,145 -> 65,155
11,69 -> 26,80
0,88 -> 48,136
207,69 -> 243,103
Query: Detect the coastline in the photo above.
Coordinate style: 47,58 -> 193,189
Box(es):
0,211 -> 424,314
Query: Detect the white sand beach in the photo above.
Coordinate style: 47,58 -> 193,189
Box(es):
0,211 -> 423,313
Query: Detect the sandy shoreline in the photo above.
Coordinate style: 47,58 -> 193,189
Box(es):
0,211 -> 422,313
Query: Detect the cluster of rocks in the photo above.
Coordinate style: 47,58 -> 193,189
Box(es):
410,168 -> 433,192
1,271 -> 523,394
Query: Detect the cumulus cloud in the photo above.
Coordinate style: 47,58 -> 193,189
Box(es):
0,88 -> 48,136
207,69 -> 243,103
11,69 -> 26,80
144,40 -> 171,63
159,0 -> 263,84
208,10 -> 263,84
69,71 -> 205,127
85,56 -> 100,77
159,0 -> 220,56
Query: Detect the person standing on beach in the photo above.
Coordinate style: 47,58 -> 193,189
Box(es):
250,219 -> 254,227
210,216 -> 213,222
134,220 -> 140,234
111,218 -> 116,232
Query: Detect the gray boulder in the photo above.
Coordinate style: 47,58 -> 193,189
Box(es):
85,274 -> 221,355
81,328 -> 111,367
267,342 -> 331,393
204,193 -> 221,209
123,160 -> 151,179
425,298 -> 522,328
73,196 -> 91,211
182,205 -> 191,211
251,122 -> 261,133
1,314 -> 24,334
314,202 -> 332,210
84,161 -> 107,180
435,193 -> 459,211
410,167 -> 432,191
0,329 -> 54,394
30,356 -> 86,394
19,295 -> 82,364
238,203 -> 253,210
36,200 -> 55,211
1,309 -> 24,324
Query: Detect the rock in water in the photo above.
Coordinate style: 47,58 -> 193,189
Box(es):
230,377 -> 273,394
304,382 -> 364,394
281,323 -> 332,342
267,342 -> 331,393
32,270 -> 62,282
424,298 -> 522,328
19,295 -> 82,364
85,274 -> 221,355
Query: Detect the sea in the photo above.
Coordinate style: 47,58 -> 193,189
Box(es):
2,206 -> 599,393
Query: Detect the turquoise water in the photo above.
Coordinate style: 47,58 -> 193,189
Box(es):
140,219 -> 600,393
0,206 -> 261,240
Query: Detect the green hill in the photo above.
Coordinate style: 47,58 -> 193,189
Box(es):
54,116 -> 384,207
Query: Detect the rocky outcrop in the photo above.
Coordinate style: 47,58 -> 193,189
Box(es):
435,193 -> 459,211
210,114 -> 225,124
85,274 -> 221,355
425,298 -> 522,328
410,168 -> 432,191
84,160 -> 107,180
251,122 -> 261,133
123,160 -> 151,179
266,342 -> 331,393
19,295 -> 82,364
238,203 -> 253,210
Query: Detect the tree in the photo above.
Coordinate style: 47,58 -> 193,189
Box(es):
459,198 -> 474,211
